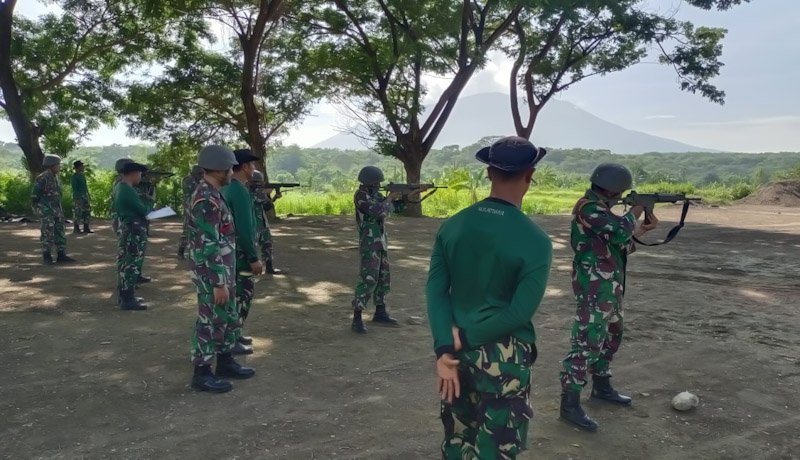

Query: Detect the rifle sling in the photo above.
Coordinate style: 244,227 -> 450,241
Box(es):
632,199 -> 691,247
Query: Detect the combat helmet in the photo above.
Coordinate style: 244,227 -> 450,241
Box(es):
590,163 -> 633,194
358,166 -> 384,185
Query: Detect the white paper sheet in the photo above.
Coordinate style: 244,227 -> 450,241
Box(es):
146,206 -> 176,220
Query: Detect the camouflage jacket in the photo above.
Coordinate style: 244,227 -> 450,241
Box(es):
249,187 -> 273,232
354,186 -> 402,252
31,170 -> 64,218
571,189 -> 636,300
188,179 -> 237,292
182,174 -> 200,213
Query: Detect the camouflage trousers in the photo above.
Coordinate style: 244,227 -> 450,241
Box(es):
560,299 -> 624,392
117,220 -> 146,291
73,195 -> 91,225
351,249 -> 390,311
233,273 -> 255,339
258,227 -> 273,265
135,224 -> 149,275
441,336 -> 536,459
40,214 -> 67,253
191,287 -> 238,366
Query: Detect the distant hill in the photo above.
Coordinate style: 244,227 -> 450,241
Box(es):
0,143 -> 153,171
314,92 -> 719,154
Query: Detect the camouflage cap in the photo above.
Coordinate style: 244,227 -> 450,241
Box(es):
115,158 -> 133,173
198,145 -> 238,170
191,164 -> 204,175
42,155 -> 61,168
475,136 -> 546,172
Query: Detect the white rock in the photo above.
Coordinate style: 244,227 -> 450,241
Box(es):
407,316 -> 424,325
671,391 -> 699,411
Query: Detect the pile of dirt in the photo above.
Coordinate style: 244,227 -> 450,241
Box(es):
739,180 -> 800,206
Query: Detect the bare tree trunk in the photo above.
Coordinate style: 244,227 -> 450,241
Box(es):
401,152 -> 424,217
0,0 -> 44,177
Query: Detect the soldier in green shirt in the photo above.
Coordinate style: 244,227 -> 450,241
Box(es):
178,165 -> 204,260
133,171 -> 157,284
426,137 -> 551,459
221,149 -> 263,355
70,160 -> 93,234
112,161 -> 152,310
111,158 -> 133,237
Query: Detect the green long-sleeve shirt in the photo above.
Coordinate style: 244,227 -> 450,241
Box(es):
426,197 -> 553,358
221,178 -> 259,266
71,173 -> 89,198
113,182 -> 150,224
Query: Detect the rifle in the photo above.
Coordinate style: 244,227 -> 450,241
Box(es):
613,191 -> 701,246
381,182 -> 447,203
251,182 -> 302,193
144,170 -> 175,178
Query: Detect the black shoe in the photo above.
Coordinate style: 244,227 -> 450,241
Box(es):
56,250 -> 76,263
351,312 -> 367,334
177,245 -> 186,260
119,289 -> 147,311
83,224 -> 94,234
231,341 -> 253,355
42,252 -> 54,265
216,353 -> 255,379
191,366 -> 233,393
73,223 -> 82,234
372,305 -> 398,326
560,391 -> 599,432
237,336 -> 253,346
591,376 -> 632,405
117,294 -> 145,306
136,275 -> 152,284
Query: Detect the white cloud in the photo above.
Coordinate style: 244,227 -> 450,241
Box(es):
644,115 -> 677,120
688,116 -> 800,127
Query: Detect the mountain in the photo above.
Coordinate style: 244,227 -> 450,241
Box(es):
314,92 -> 719,154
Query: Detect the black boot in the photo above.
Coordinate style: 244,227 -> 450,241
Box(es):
191,365 -> 233,393
560,391 -> 599,432
177,244 -> 186,260
83,224 -> 94,234
372,304 -> 398,326
136,275 -> 152,284
237,336 -> 253,346
216,352 -> 255,379
56,250 -> 76,263
591,376 -> 632,405
73,223 -> 82,234
117,292 -> 145,306
119,289 -> 147,311
266,260 -> 286,275
351,310 -> 367,334
231,341 -> 253,355
42,252 -> 54,265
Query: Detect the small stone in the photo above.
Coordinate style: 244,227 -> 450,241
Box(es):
407,316 -> 424,325
640,392 -> 651,397
671,391 -> 699,411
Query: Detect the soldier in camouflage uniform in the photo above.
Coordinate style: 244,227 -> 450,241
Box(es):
178,165 -> 204,260
112,161 -> 151,310
427,137 -> 551,459
249,170 -> 286,274
558,163 -> 659,432
350,166 -> 422,334
189,145 -> 255,394
70,160 -> 93,234
31,155 -> 76,264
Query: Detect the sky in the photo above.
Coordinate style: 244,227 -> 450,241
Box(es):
2,0 -> 799,153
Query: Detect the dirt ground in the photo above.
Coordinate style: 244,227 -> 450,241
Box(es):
1,204 -> 799,460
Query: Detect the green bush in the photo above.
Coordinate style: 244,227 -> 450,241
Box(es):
0,172 -> 33,214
